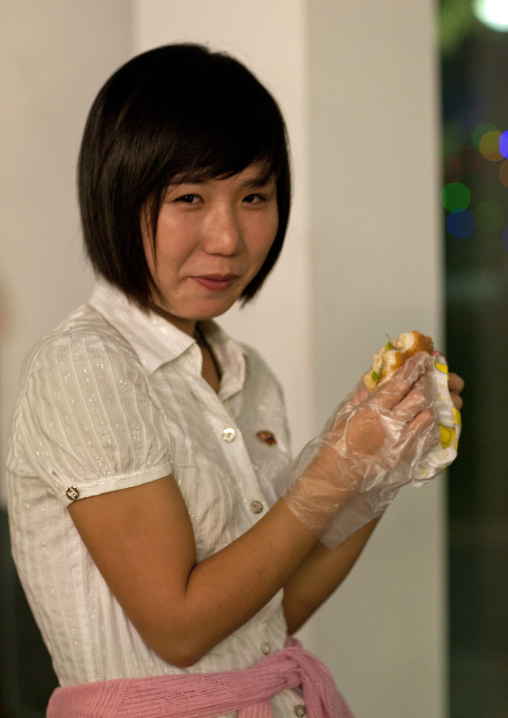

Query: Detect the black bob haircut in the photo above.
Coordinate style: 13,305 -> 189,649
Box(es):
78,43 -> 291,307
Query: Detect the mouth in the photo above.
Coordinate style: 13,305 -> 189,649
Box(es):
191,274 -> 239,292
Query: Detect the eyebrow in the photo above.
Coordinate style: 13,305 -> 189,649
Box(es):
169,169 -> 275,189
238,175 -> 276,190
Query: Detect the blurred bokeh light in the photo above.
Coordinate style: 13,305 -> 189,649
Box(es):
446,208 -> 477,238
442,181 -> 472,211
473,0 -> 508,31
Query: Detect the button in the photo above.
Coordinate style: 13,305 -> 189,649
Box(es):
250,500 -> 264,514
66,486 -> 80,501
256,430 -> 277,446
261,641 -> 271,655
221,428 -> 236,442
294,705 -> 306,717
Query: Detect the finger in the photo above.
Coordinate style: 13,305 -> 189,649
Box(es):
391,374 -> 433,424
324,381 -> 370,433
451,392 -> 463,411
349,382 -> 369,407
369,351 -> 433,411
448,372 -> 465,395
407,408 -> 438,453
388,407 -> 437,474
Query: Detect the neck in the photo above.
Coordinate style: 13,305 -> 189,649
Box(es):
195,323 -> 222,393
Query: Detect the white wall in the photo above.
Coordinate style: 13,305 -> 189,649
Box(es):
306,3 -> 447,718
0,2 -> 446,716
0,0 -> 133,503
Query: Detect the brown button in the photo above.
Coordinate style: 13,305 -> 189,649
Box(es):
66,486 -> 80,501
250,500 -> 264,514
261,641 -> 271,655
294,705 -> 306,717
221,428 -> 236,443
256,430 -> 277,446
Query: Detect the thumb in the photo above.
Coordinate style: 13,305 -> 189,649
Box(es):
369,351 -> 434,411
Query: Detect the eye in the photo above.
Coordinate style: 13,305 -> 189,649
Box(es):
175,193 -> 202,204
242,193 -> 267,204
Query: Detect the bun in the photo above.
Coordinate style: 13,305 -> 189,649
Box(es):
363,330 -> 434,392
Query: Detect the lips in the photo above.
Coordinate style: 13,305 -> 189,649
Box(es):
191,274 -> 239,292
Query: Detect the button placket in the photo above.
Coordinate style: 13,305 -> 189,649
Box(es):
221,427 -> 236,443
205,401 -> 268,522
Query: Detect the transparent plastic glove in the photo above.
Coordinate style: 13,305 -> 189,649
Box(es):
319,353 -> 460,547
283,352 -> 439,548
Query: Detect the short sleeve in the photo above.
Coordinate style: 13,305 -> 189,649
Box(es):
11,331 -> 173,504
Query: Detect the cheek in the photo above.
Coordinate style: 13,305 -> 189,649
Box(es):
252,211 -> 279,261
142,214 -> 181,279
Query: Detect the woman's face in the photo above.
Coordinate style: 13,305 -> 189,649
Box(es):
142,162 -> 279,335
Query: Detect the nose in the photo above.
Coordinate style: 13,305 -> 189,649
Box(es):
202,202 -> 242,256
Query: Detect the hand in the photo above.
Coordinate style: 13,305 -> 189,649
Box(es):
283,351 -> 438,541
321,351 -> 437,488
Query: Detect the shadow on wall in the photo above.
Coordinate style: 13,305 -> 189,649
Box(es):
0,509 -> 58,717
0,284 -> 57,716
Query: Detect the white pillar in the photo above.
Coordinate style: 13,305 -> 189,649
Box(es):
306,3 -> 446,717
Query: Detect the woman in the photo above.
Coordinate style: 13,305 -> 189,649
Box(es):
6,44 -> 463,717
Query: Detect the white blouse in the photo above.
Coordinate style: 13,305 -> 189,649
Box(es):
6,279 -> 306,716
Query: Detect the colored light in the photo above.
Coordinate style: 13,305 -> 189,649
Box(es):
446,209 -> 476,239
476,200 -> 504,232
472,122 -> 498,148
441,182 -> 471,211
473,0 -> 508,31
499,131 -> 508,158
479,130 -> 503,161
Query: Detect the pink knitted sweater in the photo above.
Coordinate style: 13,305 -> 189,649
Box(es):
47,638 -> 354,717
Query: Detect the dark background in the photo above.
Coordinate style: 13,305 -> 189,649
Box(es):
440,2 -> 508,716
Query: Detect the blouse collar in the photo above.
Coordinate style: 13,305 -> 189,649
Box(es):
88,278 -> 246,399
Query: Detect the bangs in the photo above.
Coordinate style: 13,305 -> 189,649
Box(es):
170,159 -> 275,188
131,54 -> 286,193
